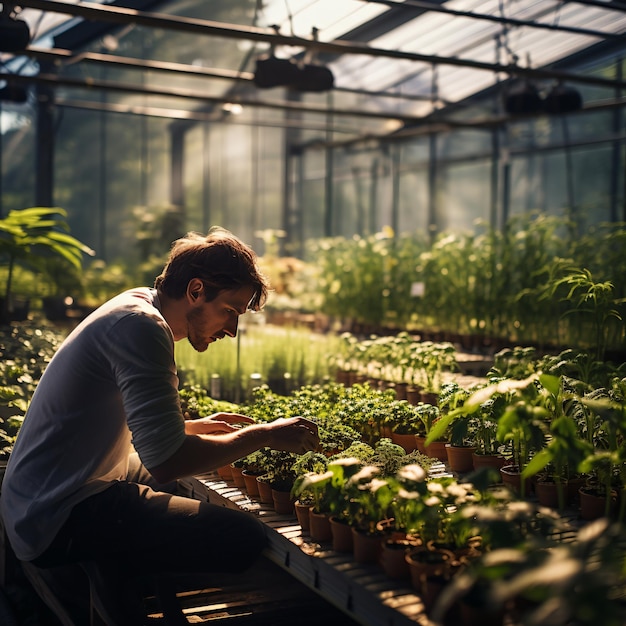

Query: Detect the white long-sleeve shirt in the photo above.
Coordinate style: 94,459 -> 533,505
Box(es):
1,288 -> 187,561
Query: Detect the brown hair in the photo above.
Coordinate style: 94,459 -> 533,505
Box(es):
154,227 -> 270,310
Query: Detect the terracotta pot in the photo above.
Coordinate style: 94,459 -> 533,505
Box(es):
420,391 -> 439,406
391,431 -> 418,453
425,440 -> 449,463
405,546 -> 454,592
330,517 -> 354,553
380,539 -> 413,579
406,386 -> 422,405
230,465 -> 246,489
500,465 -> 531,497
309,509 -> 332,542
579,486 -> 617,521
415,435 -> 427,455
271,487 -> 295,515
446,444 -> 477,473
471,452 -> 506,481
294,501 -> 313,531
351,528 -> 383,565
534,477 -> 567,509
256,476 -> 274,505
394,382 -> 408,401
216,464 -> 232,481
242,470 -> 261,497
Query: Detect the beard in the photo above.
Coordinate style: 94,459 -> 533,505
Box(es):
186,307 -> 211,352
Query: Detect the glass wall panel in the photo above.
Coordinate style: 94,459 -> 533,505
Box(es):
0,105 -> 36,215
440,160 -> 492,232
509,144 -> 616,228
398,169 -> 429,234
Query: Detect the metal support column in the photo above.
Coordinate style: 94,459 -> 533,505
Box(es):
35,61 -> 55,207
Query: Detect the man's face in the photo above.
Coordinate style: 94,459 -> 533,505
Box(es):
186,284 -> 256,352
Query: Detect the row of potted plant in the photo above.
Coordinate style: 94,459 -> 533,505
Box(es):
209,411 -> 625,626
333,331 -> 458,399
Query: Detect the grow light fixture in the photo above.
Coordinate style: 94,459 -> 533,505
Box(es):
0,5 -> 31,52
504,80 -> 583,116
503,80 -> 543,115
253,26 -> 334,93
0,83 -> 28,102
253,54 -> 334,92
543,83 -> 583,114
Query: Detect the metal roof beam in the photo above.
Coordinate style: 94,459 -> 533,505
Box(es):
0,70 -> 420,123
24,46 -> 443,103
12,0 -> 626,88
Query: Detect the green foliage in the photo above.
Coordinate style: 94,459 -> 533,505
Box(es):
176,324 -> 341,403
0,207 -> 94,319
0,321 -> 63,458
307,215 -> 626,354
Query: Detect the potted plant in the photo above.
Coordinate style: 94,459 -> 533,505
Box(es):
343,464 -> 393,563
416,403 -> 449,462
438,382 -> 477,473
292,458 -> 364,543
521,373 -> 593,509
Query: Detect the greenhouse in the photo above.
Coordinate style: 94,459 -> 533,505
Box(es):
1,1 -> 626,625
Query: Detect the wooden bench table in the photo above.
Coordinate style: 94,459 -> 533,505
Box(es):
195,473 -> 434,626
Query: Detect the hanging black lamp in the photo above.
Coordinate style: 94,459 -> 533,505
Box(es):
543,83 -> 583,114
0,10 -> 30,52
504,80 -> 543,115
253,54 -> 301,88
291,64 -> 334,92
0,84 -> 28,103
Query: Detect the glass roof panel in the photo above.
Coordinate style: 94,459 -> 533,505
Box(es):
1,0 -> 625,132
255,0 -> 387,41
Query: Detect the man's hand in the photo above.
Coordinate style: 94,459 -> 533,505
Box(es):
267,416 -> 320,454
184,412 -> 255,435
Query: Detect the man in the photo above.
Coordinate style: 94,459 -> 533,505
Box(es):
0,226 -> 319,623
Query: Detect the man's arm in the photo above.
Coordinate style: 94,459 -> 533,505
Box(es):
184,412 -> 255,435
149,416 -> 319,484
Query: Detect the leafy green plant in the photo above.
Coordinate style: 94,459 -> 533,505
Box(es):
292,457 -> 363,519
549,266 -> 625,360
0,207 -> 94,321
343,464 -> 394,535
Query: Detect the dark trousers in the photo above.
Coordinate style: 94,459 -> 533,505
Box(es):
26,455 -> 267,624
